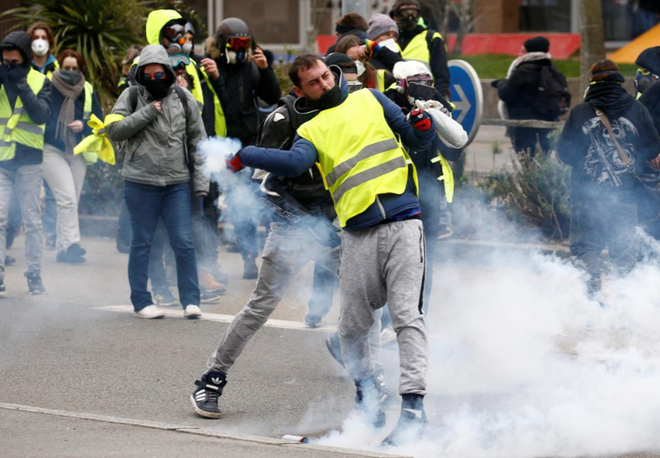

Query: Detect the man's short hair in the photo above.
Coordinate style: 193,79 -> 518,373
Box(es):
288,54 -> 324,88
335,12 -> 368,32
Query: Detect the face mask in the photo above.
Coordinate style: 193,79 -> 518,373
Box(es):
396,14 -> 418,32
143,78 -> 171,100
308,82 -> 342,110
58,69 -> 81,85
31,39 -> 49,57
379,38 -> 400,54
226,49 -> 249,65
354,60 -> 365,77
635,69 -> 658,95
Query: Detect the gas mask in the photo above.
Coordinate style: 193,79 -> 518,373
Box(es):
394,7 -> 420,32
31,39 -> 49,57
162,23 -> 192,54
224,36 -> 251,65
635,68 -> 659,95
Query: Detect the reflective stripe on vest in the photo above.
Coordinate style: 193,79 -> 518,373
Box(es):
83,81 -> 93,120
398,30 -> 442,65
200,68 -> 227,137
297,89 -> 417,227
376,69 -> 387,93
0,68 -> 47,160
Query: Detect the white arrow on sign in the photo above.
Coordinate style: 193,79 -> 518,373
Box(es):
452,84 -> 472,124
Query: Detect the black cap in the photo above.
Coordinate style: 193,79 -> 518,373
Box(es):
523,36 -> 550,53
636,46 -> 660,75
325,52 -> 357,73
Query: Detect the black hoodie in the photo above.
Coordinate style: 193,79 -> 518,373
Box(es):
0,31 -> 52,170
557,81 -> 660,195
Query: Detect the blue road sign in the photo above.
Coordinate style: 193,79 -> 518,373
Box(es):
448,59 -> 483,146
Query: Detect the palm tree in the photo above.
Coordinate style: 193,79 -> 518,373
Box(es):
3,0 -> 150,108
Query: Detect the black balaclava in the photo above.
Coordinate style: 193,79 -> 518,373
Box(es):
142,72 -> 174,100
396,7 -> 419,32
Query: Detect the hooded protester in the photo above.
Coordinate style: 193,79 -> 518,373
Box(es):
557,60 -> 660,296
42,50 -> 102,264
389,0 -> 450,96
635,46 -> 660,100
203,17 -> 281,279
0,31 -> 52,295
105,44 -> 209,320
495,36 -> 569,156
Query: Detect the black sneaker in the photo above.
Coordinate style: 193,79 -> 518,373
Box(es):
326,332 -> 345,368
56,250 -> 86,264
25,272 -> 45,295
5,255 -> 15,266
191,371 -> 227,419
381,394 -> 427,447
68,243 -> 87,257
44,234 -> 56,251
0,279 -> 5,295
304,312 -> 322,328
355,375 -> 386,428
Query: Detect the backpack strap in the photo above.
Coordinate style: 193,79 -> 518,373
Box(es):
593,106 -> 632,167
173,85 -> 191,120
129,86 -> 138,113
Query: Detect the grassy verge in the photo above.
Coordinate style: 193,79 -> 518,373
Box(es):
451,54 -> 637,79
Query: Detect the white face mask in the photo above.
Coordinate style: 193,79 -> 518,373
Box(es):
378,38 -> 400,54
354,60 -> 365,77
31,39 -> 49,57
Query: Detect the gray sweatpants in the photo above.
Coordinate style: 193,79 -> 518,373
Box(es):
207,222 -> 340,373
0,164 -> 44,279
339,219 -> 428,396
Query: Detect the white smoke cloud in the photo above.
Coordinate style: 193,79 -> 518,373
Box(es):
302,237 -> 660,457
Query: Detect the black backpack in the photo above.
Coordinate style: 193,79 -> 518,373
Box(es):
534,65 -> 571,118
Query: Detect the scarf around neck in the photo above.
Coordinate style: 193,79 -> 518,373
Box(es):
51,70 -> 85,153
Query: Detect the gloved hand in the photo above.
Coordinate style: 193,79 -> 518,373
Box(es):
409,108 -> 432,132
5,64 -> 27,85
225,149 -> 245,172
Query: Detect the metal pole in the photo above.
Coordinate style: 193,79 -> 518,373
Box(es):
342,0 -> 367,18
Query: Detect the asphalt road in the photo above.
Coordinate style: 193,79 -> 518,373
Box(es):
3,235 -> 660,458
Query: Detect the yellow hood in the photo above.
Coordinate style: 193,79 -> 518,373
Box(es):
146,9 -> 183,45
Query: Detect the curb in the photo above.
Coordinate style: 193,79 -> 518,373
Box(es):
0,403 -> 411,458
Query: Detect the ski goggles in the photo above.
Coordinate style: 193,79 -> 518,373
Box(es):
163,24 -> 185,44
392,6 -> 420,18
169,53 -> 190,70
397,74 -> 433,89
142,71 -> 167,82
226,36 -> 251,52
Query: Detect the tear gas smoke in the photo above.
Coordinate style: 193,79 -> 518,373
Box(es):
302,218 -> 660,457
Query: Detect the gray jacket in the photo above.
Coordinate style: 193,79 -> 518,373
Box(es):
106,45 -> 209,194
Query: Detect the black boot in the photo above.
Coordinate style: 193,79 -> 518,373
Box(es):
190,371 -> 227,419
381,393 -> 427,446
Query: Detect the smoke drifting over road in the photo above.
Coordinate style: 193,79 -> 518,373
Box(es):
307,225 -> 660,456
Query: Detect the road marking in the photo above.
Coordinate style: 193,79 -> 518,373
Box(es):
94,305 -> 339,333
0,403 -> 410,458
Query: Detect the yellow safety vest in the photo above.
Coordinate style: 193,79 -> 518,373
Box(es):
398,30 -> 443,65
0,68 -> 47,161
298,89 -> 418,227
131,57 -> 204,106
376,69 -> 387,93
83,81 -> 93,120
200,68 -> 227,137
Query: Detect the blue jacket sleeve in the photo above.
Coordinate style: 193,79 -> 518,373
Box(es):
369,89 -> 435,152
240,135 -> 318,177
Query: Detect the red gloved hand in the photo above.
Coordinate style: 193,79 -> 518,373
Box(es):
409,108 -> 432,132
226,150 -> 245,172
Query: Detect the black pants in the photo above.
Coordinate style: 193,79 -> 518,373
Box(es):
569,193 -> 639,295
512,127 -> 552,157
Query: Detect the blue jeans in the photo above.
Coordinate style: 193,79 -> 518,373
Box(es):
124,181 -> 199,311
